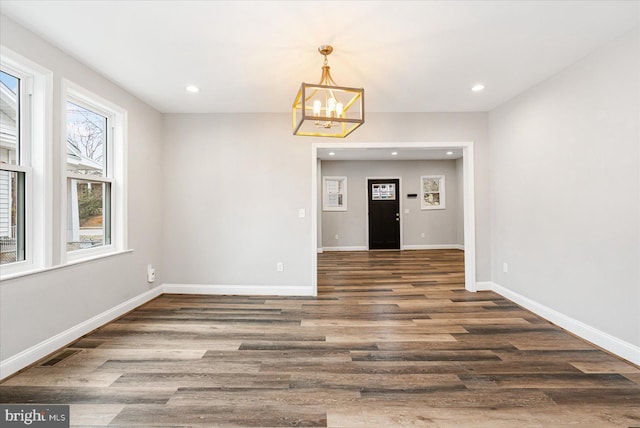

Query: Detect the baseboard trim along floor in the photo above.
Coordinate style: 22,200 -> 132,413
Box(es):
2,277 -> 638,380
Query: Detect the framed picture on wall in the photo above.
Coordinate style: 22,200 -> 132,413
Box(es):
323,176 -> 347,211
421,175 -> 445,210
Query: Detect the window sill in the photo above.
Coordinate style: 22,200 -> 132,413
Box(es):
0,249 -> 134,282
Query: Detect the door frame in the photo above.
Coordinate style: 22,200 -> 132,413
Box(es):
365,176 -> 402,250
311,141 -> 477,295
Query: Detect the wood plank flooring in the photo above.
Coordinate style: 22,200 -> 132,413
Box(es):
1,249 -> 639,427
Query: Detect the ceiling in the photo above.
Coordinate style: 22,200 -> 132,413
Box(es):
1,1 -> 638,114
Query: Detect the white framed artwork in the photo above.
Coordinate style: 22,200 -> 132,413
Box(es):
323,176 -> 347,211
421,175 -> 445,210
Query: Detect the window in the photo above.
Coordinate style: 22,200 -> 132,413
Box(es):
322,176 -> 347,211
0,70 -> 24,266
0,50 -> 49,279
371,183 -> 396,200
421,175 -> 446,210
64,81 -> 126,261
66,101 -> 110,251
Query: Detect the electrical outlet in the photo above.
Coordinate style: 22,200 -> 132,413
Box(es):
503,262 -> 508,273
334,234 -> 339,240
277,262 -> 284,272
298,208 -> 305,218
421,232 -> 425,238
147,264 -> 156,283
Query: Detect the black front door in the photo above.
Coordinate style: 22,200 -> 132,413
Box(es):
368,179 -> 400,250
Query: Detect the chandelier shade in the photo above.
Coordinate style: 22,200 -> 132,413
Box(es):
292,46 -> 364,138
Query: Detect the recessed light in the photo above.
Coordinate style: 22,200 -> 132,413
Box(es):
185,85 -> 200,93
446,151 -> 454,155
391,151 -> 398,156
471,84 -> 485,92
329,152 -> 335,156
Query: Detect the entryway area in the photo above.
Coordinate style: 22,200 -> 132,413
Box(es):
311,142 -> 477,295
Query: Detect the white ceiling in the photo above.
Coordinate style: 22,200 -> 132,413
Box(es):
1,1 -> 637,114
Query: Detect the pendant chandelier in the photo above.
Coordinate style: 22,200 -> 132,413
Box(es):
292,45 -> 364,138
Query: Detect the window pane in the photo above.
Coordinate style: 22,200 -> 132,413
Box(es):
0,169 -> 25,264
0,70 -> 19,166
67,179 -> 111,251
66,101 -> 106,176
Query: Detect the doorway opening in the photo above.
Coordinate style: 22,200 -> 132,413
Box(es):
310,142 -> 476,295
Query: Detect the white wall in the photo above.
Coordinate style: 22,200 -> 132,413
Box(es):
162,112 -> 491,288
489,29 -> 640,348
320,160 -> 461,249
162,114 -> 313,289
0,15 -> 165,361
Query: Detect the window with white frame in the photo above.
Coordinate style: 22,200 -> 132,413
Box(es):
0,69 -> 24,265
421,175 -> 446,210
322,176 -> 347,211
0,52 -> 48,278
64,81 -> 126,261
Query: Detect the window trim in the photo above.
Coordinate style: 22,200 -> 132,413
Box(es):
61,79 -> 127,264
322,176 -> 348,211
0,47 -> 52,280
420,174 -> 446,210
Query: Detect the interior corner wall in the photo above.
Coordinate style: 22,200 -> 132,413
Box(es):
0,14 -> 165,361
320,160 -> 461,249
489,29 -> 640,347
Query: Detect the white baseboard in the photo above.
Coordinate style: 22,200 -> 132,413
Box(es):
0,281 -> 314,379
322,245 -> 464,252
0,286 -> 163,380
162,283 -> 315,297
402,244 -> 465,251
475,281 -> 496,291
322,246 -> 368,252
490,282 -> 640,366
5,279 -> 637,380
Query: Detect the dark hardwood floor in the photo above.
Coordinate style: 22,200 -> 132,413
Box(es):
1,250 -> 639,426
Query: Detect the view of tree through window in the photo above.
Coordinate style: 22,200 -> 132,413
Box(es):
0,70 -> 23,265
66,101 -> 106,176
66,101 -> 110,251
